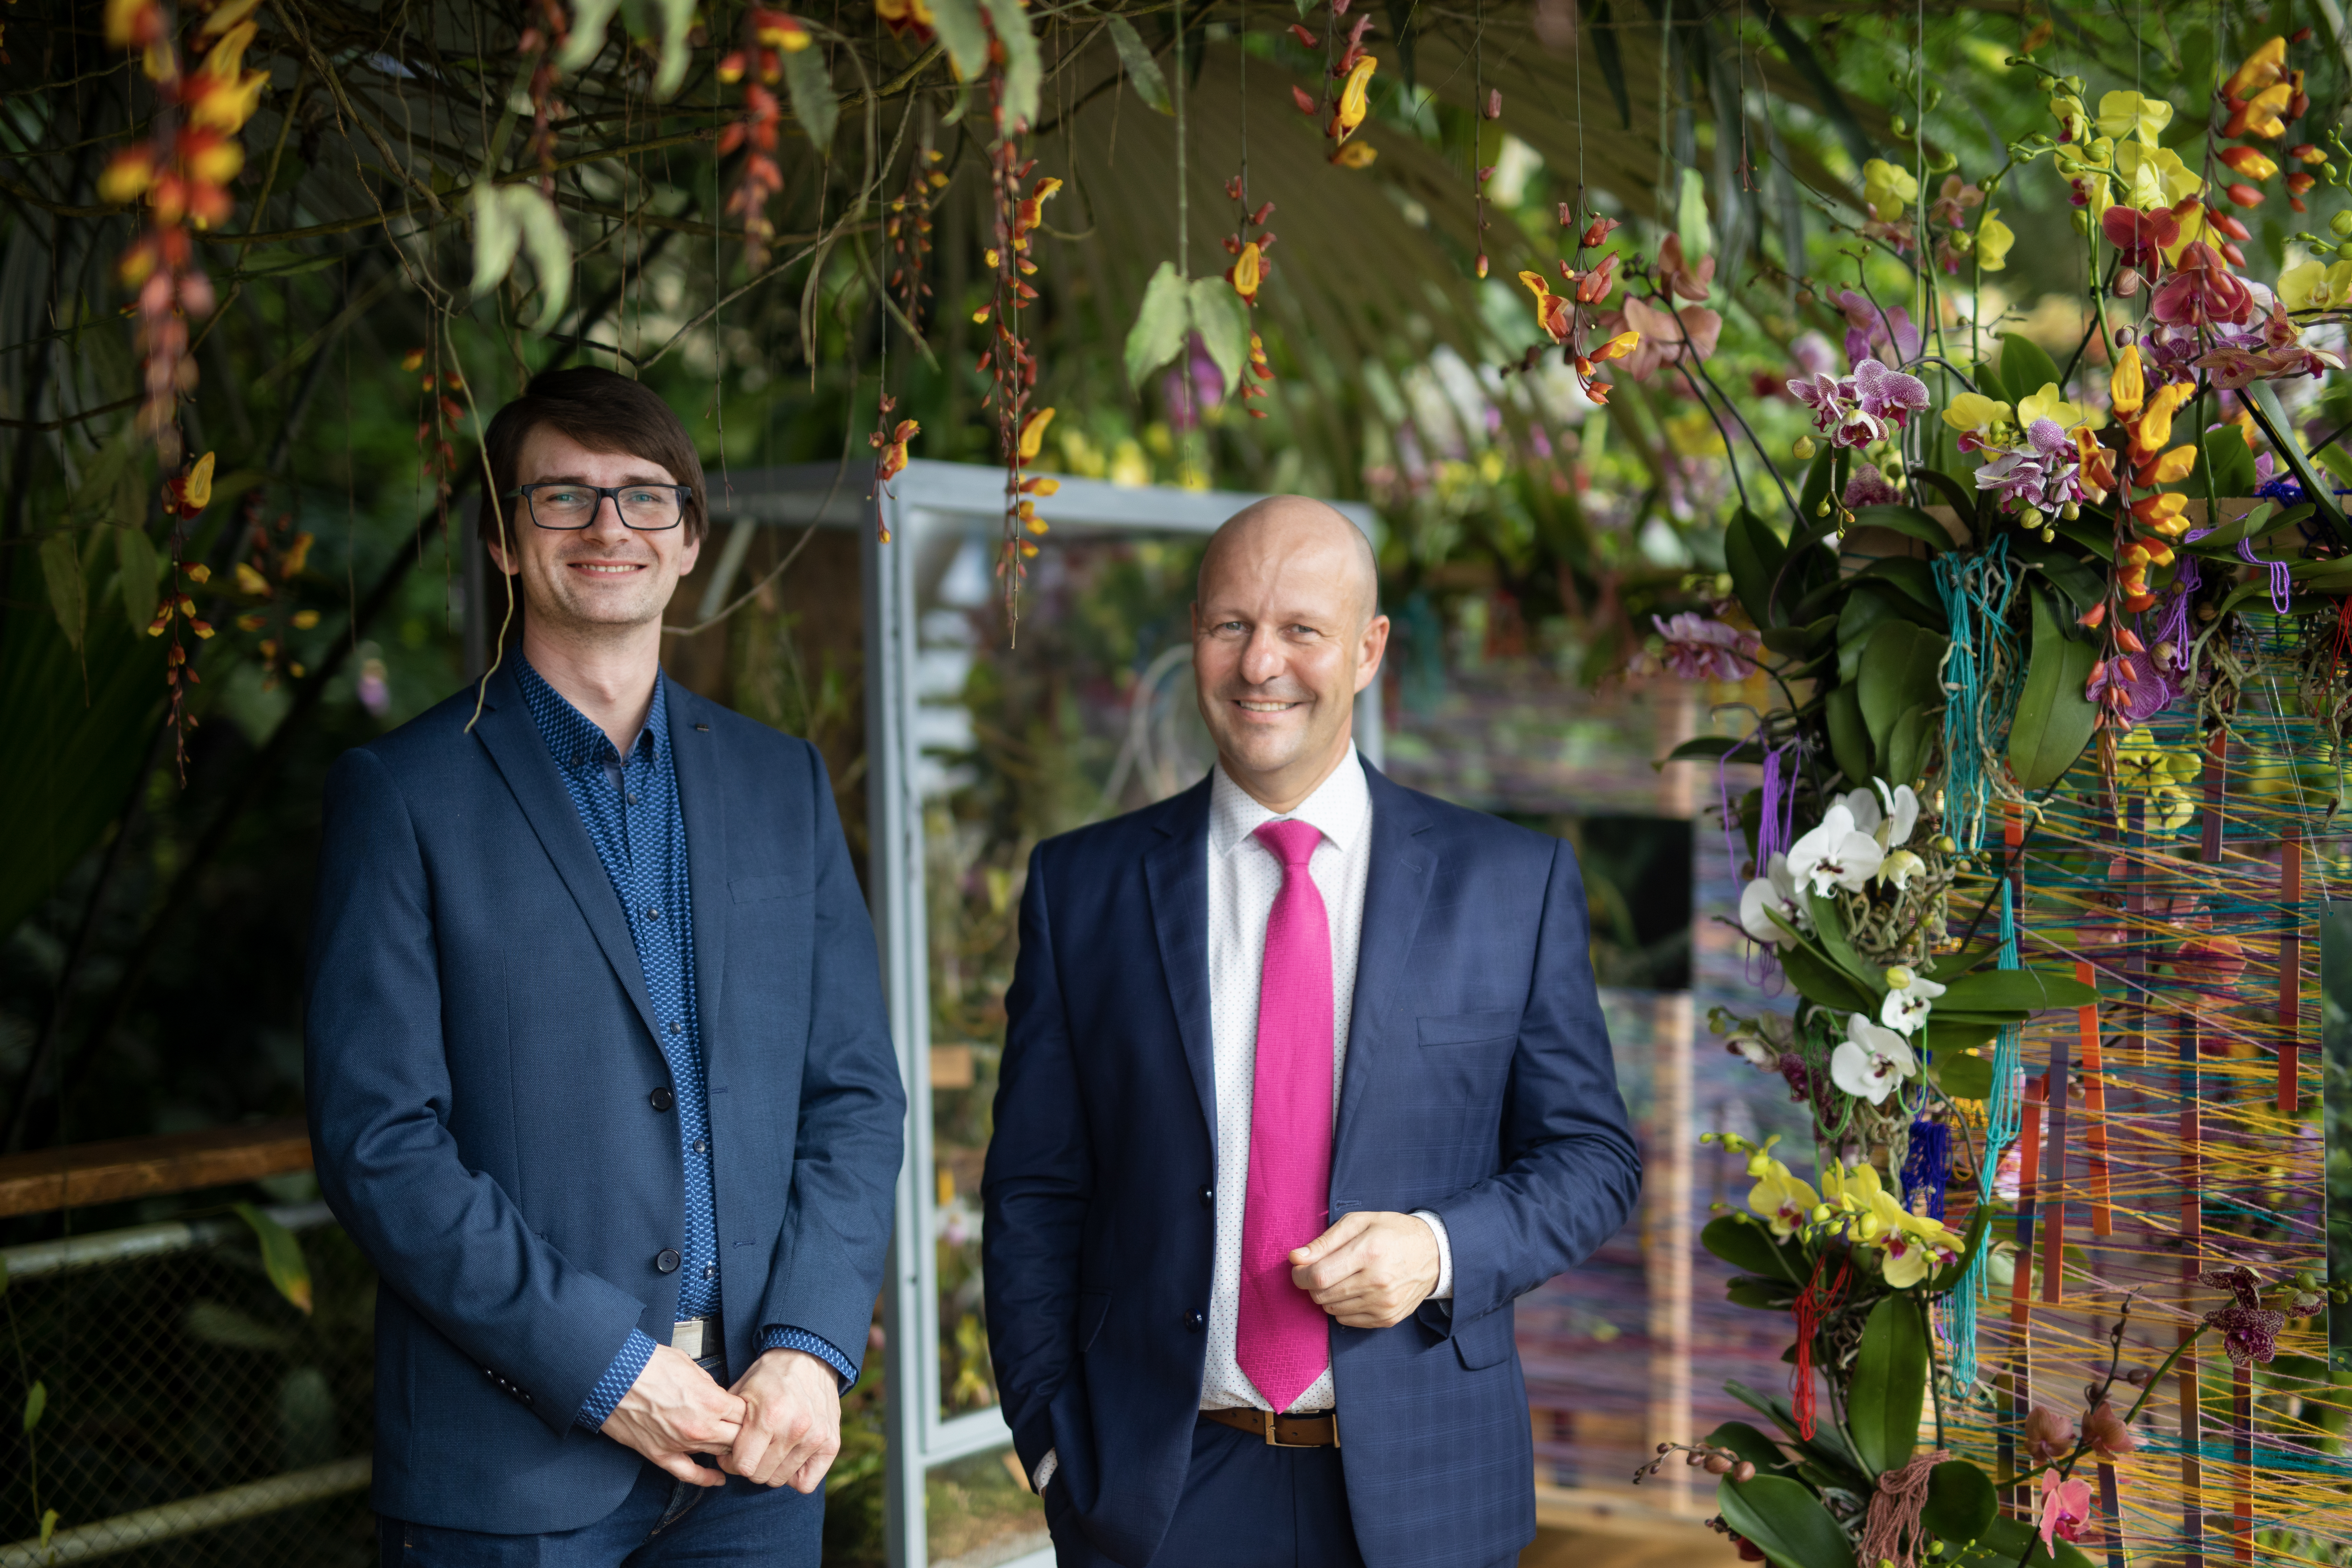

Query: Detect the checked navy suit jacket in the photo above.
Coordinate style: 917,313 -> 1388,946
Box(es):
981,761 -> 1642,1568
303,663 -> 904,1533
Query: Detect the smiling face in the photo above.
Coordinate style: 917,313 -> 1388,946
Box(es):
1191,498 -> 1388,812
488,424 -> 701,638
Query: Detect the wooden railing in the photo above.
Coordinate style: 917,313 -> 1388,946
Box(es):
0,1117 -> 312,1219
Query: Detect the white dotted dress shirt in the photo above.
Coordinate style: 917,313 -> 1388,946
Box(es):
1032,749 -> 1453,1494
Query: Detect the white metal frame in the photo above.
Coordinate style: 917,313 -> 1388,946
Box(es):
596,459 -> 1378,1568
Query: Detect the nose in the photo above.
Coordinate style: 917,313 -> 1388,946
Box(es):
582,491 -> 633,542
1238,625 -> 1286,687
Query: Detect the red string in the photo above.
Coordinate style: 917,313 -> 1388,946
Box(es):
1792,1253 -> 1853,1441
2330,589 -> 2352,676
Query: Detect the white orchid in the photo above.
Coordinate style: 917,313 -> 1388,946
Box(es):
1723,1009 -> 1796,1067
1787,802 -> 1884,895
1830,1014 -> 1918,1104
1878,973 -> 1947,1036
1879,848 -> 1927,890
1872,778 -> 1921,848
1739,854 -> 1810,944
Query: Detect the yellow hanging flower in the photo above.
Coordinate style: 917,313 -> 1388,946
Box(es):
2133,382 -> 2194,457
1861,159 -> 1919,222
1333,55 -> 1377,141
1228,241 -> 1262,304
1332,141 -> 1377,169
1017,407 -> 1056,462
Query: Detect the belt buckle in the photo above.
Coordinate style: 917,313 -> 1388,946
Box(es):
1261,1409 -> 1336,1449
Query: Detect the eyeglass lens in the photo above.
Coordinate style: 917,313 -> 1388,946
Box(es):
529,486 -> 683,529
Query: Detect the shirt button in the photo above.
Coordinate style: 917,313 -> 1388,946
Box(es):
702,1264 -> 717,1279
645,906 -> 661,921
627,793 -> 639,805
1184,1310 -> 1205,1332
693,1139 -> 708,1154
1199,1185 -> 1214,1209
649,1087 -> 675,1112
668,1022 -> 682,1035
656,1249 -> 682,1274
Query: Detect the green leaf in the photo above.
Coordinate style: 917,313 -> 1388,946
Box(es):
2044,506 -> 2115,561
1796,444 -> 1838,526
2007,582 -> 2098,790
1847,504 -> 1955,555
2198,426 -> 2260,499
234,1203 -> 314,1315
1931,1048 -> 1996,1099
37,1510 -> 56,1550
1724,508 -> 1787,628
781,42 -> 840,156
116,525 -> 160,635
1909,466 -> 1978,525
1857,620 -> 1948,769
1847,1293 -> 1926,1477
1759,613 -> 1836,656
1584,0 -> 1632,128
1676,166 -> 1712,258
1663,735 -> 1763,765
1823,684 -> 1874,790
1934,967 -> 2096,1013
2010,540 -> 2107,613
1886,703 -> 1934,792
1854,556 -> 1947,617
1716,1475 -> 1859,1568
642,0 -> 696,98
1808,892 -> 1883,993
1952,1515 -> 2098,1568
1777,940 -> 1878,1014
554,0 -> 624,71
38,532 -> 86,656
1997,332 -> 2063,408
1833,587 -> 1899,683
507,186 -> 573,328
1921,1458 -> 1998,1541
1727,1274 -> 1799,1309
468,183 -> 522,301
1701,1214 -> 1801,1281
1722,1381 -> 1869,1483
926,0 -> 994,82
1103,14 -> 1172,113
1187,278 -> 1250,398
2244,378 -> 2349,536
979,0 -> 1042,131
22,1380 -> 45,1434
2188,499 -> 2296,552
1124,262 -> 1192,388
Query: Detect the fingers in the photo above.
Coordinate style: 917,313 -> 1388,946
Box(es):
651,1449 -> 729,1487
722,1421 -> 772,1480
788,1444 -> 838,1495
1288,1212 -> 1370,1271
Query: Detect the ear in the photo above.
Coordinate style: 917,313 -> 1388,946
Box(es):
1351,614 -> 1391,695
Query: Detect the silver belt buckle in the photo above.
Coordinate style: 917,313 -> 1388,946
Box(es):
671,1315 -> 716,1359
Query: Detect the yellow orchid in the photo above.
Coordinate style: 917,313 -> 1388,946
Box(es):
1875,1198 -> 1964,1288
2017,383 -> 2094,432
2280,259 -> 2352,311
2094,89 -> 2172,145
2115,140 -> 2203,208
1745,1156 -> 1820,1240
1333,55 -> 1377,141
1976,211 -> 2016,271
2133,382 -> 2195,457
1940,391 -> 2013,434
1862,159 -> 1919,222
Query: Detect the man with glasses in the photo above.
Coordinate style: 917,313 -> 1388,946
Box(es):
306,366 -> 903,1565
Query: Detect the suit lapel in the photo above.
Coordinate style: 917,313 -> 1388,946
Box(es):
1142,777 -> 1218,1147
1333,764 -> 1435,1177
667,684 -> 730,1032
472,666 -> 664,1050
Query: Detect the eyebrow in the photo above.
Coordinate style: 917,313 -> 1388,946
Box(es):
525,472 -> 680,487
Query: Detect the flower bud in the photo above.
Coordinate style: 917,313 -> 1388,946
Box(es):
1705,1454 -> 1733,1474
1886,965 -> 1916,990
1794,435 -> 1817,459
2041,526 -> 2057,542
1732,1461 -> 1756,1482
2332,211 -> 2352,238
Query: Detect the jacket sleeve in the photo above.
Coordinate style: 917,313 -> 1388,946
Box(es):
1426,835 -> 1643,1326
304,747 -> 652,1436
754,742 -> 907,1363
979,842 -> 1092,1479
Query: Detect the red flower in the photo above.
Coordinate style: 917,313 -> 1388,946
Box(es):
2101,205 -> 2179,268
2150,241 -> 2256,327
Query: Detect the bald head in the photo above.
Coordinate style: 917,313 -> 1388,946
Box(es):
1191,495 -> 1390,813
1198,496 -> 1379,632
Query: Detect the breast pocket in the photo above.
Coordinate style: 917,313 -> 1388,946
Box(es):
1417,1010 -> 1519,1048
1414,1011 -> 1519,1106
730,874 -> 810,903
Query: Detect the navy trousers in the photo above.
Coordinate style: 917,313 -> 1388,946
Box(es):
1050,1417 -> 1370,1568
377,1357 -> 823,1567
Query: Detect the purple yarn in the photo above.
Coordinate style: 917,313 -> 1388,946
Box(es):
2239,537 -> 2292,614
1757,741 -> 1800,866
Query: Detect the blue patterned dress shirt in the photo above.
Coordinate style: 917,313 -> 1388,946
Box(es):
511,657 -> 858,1429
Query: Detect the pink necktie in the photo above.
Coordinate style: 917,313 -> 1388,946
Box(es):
1236,818 -> 1334,1414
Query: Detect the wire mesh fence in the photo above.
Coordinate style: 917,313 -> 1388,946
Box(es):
0,1204 -> 376,1568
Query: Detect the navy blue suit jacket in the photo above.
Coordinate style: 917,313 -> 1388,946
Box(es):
981,763 -> 1641,1568
304,665 -> 904,1533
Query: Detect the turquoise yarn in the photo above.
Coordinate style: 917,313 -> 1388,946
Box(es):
1942,877 -> 2024,1392
1932,537 -> 2020,857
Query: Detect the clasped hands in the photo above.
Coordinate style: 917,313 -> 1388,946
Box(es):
1287,1210 -> 1441,1329
601,1344 -> 840,1492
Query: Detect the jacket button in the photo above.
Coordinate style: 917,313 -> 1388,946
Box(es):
649,1087 -> 675,1112
1184,1310 -> 1205,1332
1199,1185 -> 1214,1208
656,1248 -> 682,1274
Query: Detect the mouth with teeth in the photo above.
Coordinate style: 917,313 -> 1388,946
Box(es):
568,561 -> 648,575
1234,698 -> 1302,714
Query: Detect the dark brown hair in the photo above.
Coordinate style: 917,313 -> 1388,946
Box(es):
481,367 -> 708,552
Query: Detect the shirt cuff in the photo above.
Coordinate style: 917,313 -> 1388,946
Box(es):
1033,1448 -> 1059,1494
1410,1210 -> 1454,1301
761,1325 -> 859,1391
576,1328 -> 659,1431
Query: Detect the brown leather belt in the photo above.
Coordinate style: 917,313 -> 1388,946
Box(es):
1202,1406 -> 1340,1448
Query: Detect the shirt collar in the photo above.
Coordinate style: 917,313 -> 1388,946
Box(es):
1208,747 -> 1370,860
514,653 -> 667,771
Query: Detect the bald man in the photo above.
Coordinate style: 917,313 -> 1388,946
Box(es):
982,498 -> 1641,1568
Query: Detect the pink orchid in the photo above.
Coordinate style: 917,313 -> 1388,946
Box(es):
2039,1471 -> 2093,1548
2151,241 -> 2257,328
1649,612 -> 1758,680
1616,295 -> 1723,380
1657,233 -> 1716,302
2101,205 -> 2179,269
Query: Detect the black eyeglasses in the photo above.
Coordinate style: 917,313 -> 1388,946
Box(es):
504,483 -> 693,531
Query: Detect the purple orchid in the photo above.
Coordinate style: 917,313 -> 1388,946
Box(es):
1650,612 -> 1759,680
2196,1267 -> 2289,1367
1787,358 -> 1928,451
1830,289 -> 1922,366
1972,418 -> 2086,513
1843,464 -> 1901,507
2085,649 -> 2181,725
1854,359 -> 1930,426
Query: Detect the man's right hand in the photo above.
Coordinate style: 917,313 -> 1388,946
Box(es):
601,1343 -> 746,1486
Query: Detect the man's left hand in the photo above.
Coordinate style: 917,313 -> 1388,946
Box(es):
722,1349 -> 843,1492
1289,1212 -> 1440,1329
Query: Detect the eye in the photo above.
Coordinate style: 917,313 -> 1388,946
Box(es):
540,487 -> 594,507
617,488 -> 668,507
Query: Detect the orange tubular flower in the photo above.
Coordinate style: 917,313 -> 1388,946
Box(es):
2224,36 -> 2287,102
2132,493 -> 2191,534
1518,272 -> 1570,344
2219,145 -> 2279,181
2228,82 -> 2294,140
1332,55 -> 1376,142
1577,330 -> 1641,375
1017,407 -> 1056,463
1228,241 -> 1262,303
1332,142 -> 1377,169
2133,382 -> 2195,457
2140,445 -> 2197,486
2109,343 -> 2145,417
2076,427 -> 2117,499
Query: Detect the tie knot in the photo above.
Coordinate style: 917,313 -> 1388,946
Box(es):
1253,818 -> 1322,868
